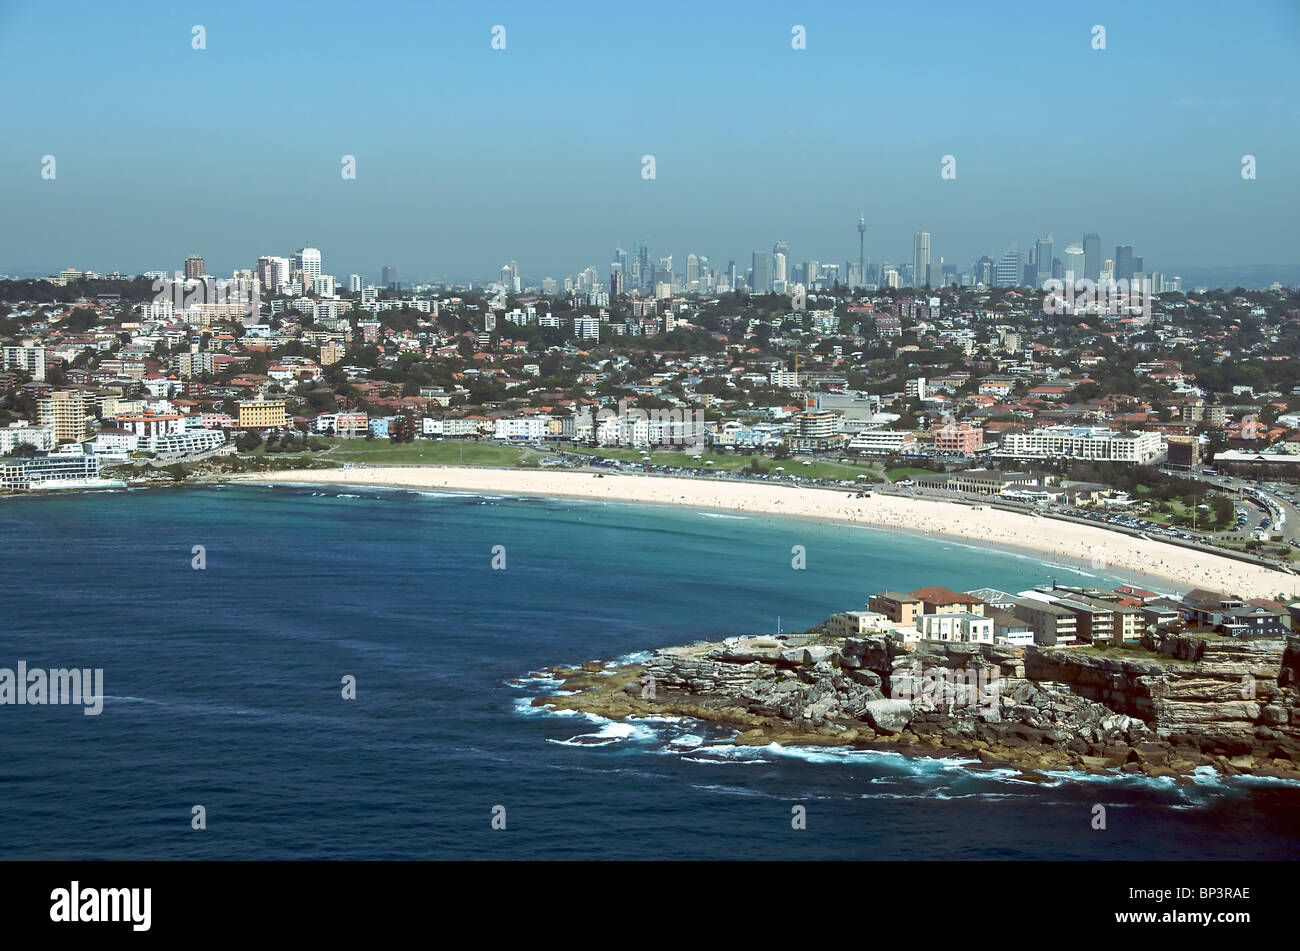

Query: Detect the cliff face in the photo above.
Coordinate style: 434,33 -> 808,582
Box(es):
1023,636 -> 1300,760
589,632 -> 1300,779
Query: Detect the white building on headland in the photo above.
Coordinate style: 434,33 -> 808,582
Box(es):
0,452 -> 120,491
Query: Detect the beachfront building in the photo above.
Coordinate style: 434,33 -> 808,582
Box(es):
238,397 -> 288,429
1010,593 -> 1079,646
932,422 -> 984,456
1217,605 -> 1289,639
825,610 -> 892,638
995,426 -> 1164,465
847,429 -> 918,455
0,422 -> 55,454
0,452 -> 106,490
38,390 -> 94,442
313,412 -> 369,437
147,429 -> 227,458
982,607 -> 1036,645
424,417 -> 482,438
909,586 -> 988,616
868,590 -> 921,626
495,417 -> 549,441
918,612 -> 994,644
785,411 -> 849,452
914,469 -> 1039,497
114,412 -> 187,439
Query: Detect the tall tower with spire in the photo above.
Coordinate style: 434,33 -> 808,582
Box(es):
857,214 -> 867,289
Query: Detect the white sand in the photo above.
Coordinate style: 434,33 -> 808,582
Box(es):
230,466 -> 1299,600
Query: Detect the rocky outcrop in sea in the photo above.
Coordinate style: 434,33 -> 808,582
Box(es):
532,632 -> 1300,781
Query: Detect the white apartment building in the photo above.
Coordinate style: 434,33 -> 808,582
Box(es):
0,422 -> 55,454
918,612 -> 995,644
2,345 -> 47,380
147,430 -> 227,457
825,610 -> 892,639
847,429 -> 919,454
494,417 -> 549,440
996,426 -> 1164,465
0,452 -> 105,490
423,417 -> 481,437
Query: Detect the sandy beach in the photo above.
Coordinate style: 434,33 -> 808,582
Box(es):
229,466 -> 1299,600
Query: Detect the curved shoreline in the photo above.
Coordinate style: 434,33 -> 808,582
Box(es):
226,465 -> 1299,601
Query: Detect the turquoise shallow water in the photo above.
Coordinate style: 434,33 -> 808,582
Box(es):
0,483 -> 1295,859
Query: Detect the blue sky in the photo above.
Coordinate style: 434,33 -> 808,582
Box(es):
1,0 -> 1297,282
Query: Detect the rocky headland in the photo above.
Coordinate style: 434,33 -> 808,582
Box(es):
529,631 -> 1300,782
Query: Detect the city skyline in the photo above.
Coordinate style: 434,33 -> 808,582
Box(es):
7,221 -> 1219,294
2,1 -> 1297,281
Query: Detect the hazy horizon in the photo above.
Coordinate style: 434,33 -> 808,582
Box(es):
2,0 -> 1297,283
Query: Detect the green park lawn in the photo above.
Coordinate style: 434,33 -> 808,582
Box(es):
318,438 -> 526,467
565,447 -> 882,481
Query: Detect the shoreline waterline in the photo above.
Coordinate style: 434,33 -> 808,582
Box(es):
224,466 -> 1299,600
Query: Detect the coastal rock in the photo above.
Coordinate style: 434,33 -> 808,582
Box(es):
861,699 -> 914,734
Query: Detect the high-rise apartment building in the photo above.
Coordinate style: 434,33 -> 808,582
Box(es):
295,248 -> 322,281
1082,233 -> 1101,281
994,246 -> 1022,287
1115,245 -> 1135,282
38,390 -> 92,442
2,344 -> 46,381
184,255 -> 206,280
685,253 -> 700,288
913,232 -> 931,287
1063,244 -> 1085,281
751,250 -> 771,293
1034,236 -> 1053,288
257,256 -> 291,293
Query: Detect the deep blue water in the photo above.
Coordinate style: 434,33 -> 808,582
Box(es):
0,483 -> 1296,860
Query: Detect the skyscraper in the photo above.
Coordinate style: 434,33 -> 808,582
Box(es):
633,240 -> 650,292
1063,244 -> 1086,282
499,262 -> 520,294
184,254 -> 205,280
1115,245 -> 1134,282
751,250 -> 771,293
1034,235 -> 1053,289
772,244 -> 787,292
994,245 -> 1021,287
686,253 -> 700,288
381,265 -> 398,290
912,232 -> 931,288
349,274 -> 362,292
256,255 -> 290,293
1082,233 -> 1100,282
295,248 -> 322,280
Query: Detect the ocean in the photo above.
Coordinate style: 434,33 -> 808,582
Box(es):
0,483 -> 1296,860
